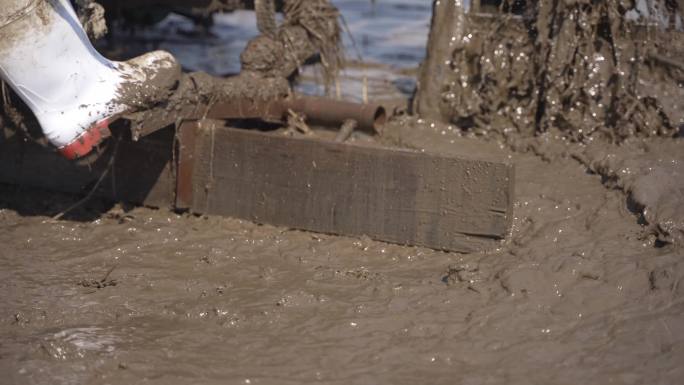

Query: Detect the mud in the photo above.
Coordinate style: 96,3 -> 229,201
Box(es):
0,0 -> 39,28
579,137 -> 684,245
241,0 -> 342,81
117,0 -> 340,137
0,1 -> 51,55
2,1 -> 684,384
2,122 -> 684,384
76,0 -> 108,40
123,71 -> 290,138
114,53 -> 182,113
415,1 -> 684,142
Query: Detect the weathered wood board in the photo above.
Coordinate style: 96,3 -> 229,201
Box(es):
0,122 -> 514,252
187,124 -> 514,252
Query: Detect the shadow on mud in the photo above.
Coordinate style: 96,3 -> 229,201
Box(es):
0,183 -> 119,222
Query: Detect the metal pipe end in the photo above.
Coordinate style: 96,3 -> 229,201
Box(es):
372,105 -> 387,134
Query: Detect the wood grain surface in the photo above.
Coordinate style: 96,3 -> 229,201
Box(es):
188,125 -> 514,252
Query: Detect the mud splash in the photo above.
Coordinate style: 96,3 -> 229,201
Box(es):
415,1 -> 684,142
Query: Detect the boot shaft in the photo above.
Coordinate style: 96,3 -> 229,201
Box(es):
0,0 -> 123,149
0,0 -> 179,159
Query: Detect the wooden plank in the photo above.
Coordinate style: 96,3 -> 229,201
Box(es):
0,128 -> 176,208
189,125 -> 514,252
175,121 -> 199,209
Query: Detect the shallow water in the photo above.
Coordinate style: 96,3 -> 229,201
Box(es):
2,2 -> 684,384
151,0 -> 431,75
134,0 -> 430,102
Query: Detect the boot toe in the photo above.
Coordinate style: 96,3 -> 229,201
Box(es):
58,119 -> 112,160
115,50 -> 181,110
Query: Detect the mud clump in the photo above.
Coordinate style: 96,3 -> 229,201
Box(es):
578,137 -> 684,245
76,0 -> 108,40
415,0 -> 684,142
242,0 -> 343,82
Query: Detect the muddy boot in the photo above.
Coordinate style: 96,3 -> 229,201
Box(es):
0,0 -> 180,160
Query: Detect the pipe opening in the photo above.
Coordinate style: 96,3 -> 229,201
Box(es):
373,106 -> 387,133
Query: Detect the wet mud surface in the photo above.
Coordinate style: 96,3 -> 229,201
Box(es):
415,1 -> 684,142
2,126 -> 683,385
2,1 -> 684,384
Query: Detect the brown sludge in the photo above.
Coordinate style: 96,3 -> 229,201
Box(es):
1,1 -> 684,385
415,0 -> 684,141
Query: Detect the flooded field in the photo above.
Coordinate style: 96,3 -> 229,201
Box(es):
1,1 -> 684,384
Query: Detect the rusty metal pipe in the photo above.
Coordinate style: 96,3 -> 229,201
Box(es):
207,94 -> 387,134
284,96 -> 386,134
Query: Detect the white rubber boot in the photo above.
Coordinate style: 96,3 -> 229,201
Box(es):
0,0 -> 179,159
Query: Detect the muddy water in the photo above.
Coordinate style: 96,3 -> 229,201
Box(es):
2,131 -> 683,384
2,1 -> 684,384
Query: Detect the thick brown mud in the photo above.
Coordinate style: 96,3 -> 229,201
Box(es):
414,1 -> 684,142
1,1 -> 684,384
1,122 -> 683,384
